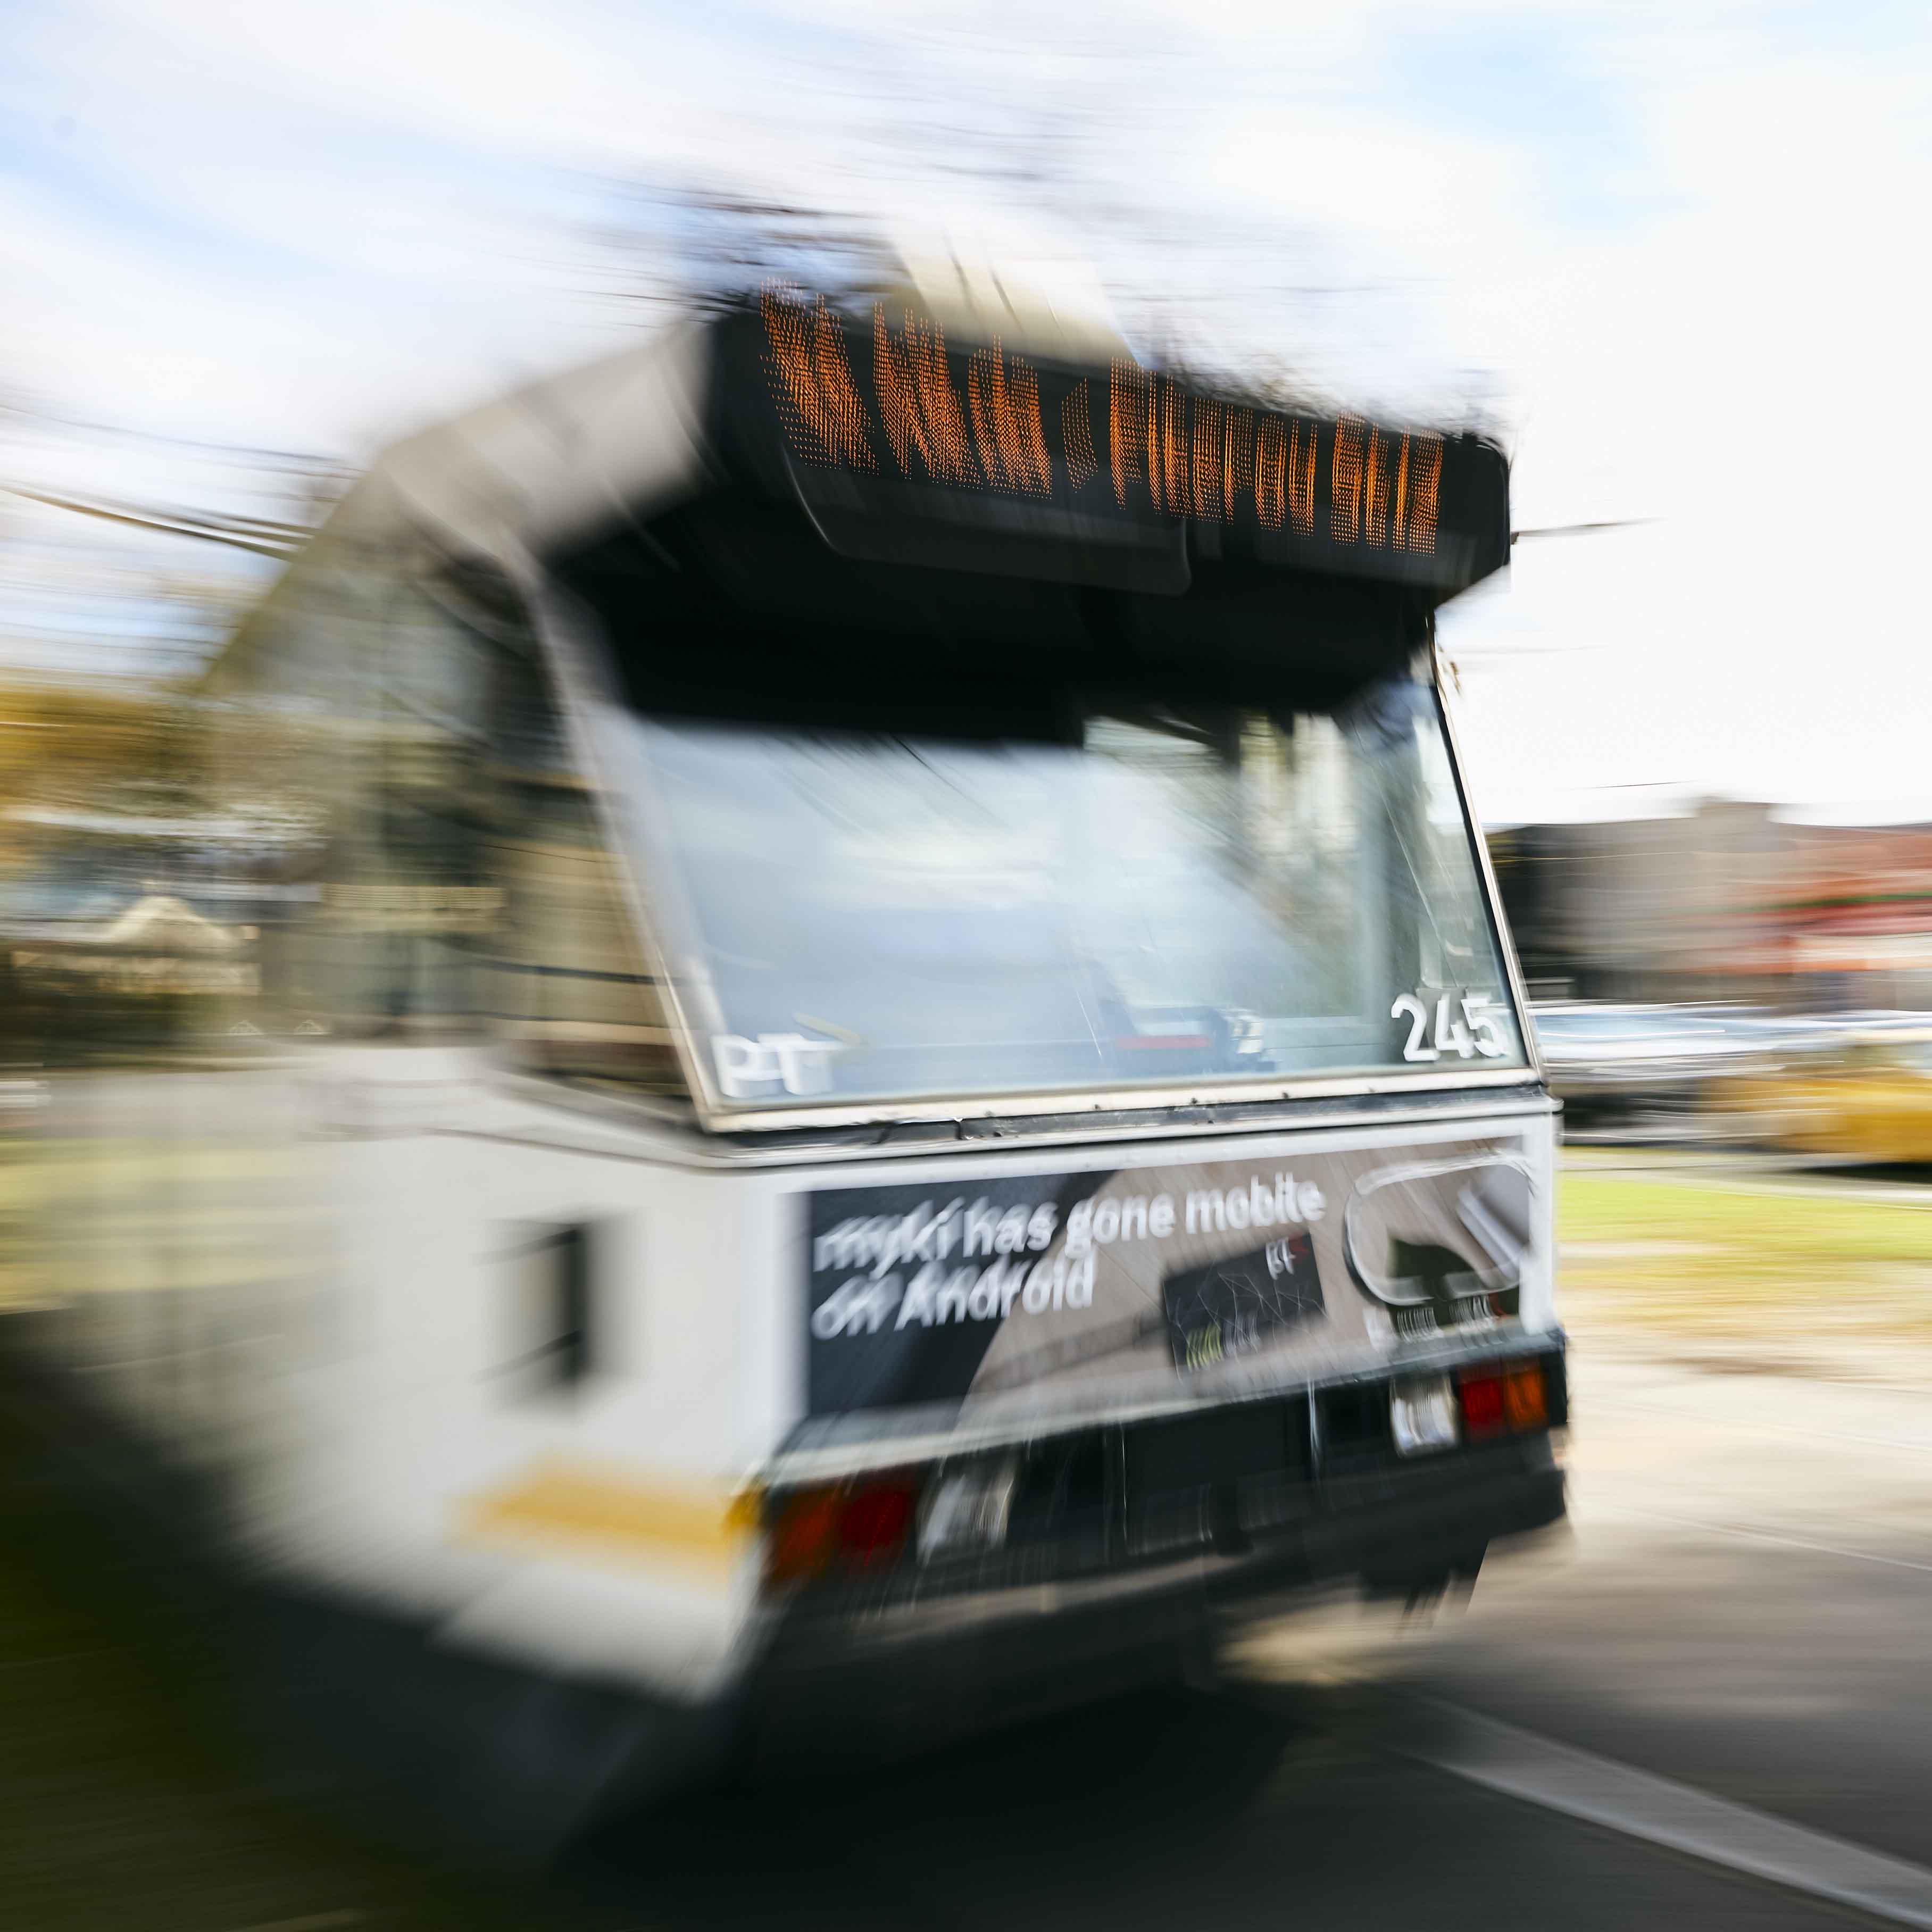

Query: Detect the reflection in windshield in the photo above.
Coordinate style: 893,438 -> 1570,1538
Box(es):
604,674 -> 1524,1109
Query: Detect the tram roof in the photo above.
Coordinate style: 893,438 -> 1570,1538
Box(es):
215,292 -> 1510,710
317,316 -> 719,568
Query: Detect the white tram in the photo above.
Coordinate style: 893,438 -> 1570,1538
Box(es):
24,279 -> 1563,1848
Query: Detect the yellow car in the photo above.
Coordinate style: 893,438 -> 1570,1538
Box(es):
1720,1030 -> 1932,1162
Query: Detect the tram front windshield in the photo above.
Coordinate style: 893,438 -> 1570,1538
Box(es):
606,674 -> 1526,1111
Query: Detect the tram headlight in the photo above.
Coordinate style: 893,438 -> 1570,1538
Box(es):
917,1455 -> 1019,1562
1390,1375 -> 1459,1455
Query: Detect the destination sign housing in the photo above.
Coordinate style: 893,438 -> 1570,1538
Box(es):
721,292 -> 1510,598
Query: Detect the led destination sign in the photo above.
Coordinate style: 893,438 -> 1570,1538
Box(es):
751,291 -> 1509,595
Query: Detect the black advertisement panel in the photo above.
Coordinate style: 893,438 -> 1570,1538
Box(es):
804,1138 -> 1537,1417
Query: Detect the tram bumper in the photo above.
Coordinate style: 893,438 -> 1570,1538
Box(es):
749,1435 -> 1565,1753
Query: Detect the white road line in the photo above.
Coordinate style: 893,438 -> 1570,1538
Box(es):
1410,1702 -> 1932,1927
1596,1502 -> 1932,1577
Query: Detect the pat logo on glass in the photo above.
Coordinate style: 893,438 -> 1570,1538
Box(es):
712,1032 -> 842,1097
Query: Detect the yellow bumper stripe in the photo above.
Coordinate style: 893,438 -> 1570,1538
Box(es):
459,1463 -> 758,1582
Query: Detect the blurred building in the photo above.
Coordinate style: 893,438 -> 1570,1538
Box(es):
1490,801 -> 1932,1010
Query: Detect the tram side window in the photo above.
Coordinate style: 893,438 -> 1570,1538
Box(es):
334,566 -> 497,1036
211,546 -> 685,1091
479,607 -> 688,1094
211,551 -> 498,1038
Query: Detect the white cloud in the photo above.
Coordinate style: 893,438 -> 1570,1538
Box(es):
86,0 -> 711,164
5,0 -> 1932,817
1209,115 -> 1532,270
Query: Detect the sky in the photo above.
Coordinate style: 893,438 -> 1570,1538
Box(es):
2,0 -> 1930,823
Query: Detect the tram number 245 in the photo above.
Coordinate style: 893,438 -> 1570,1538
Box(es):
1390,991 -> 1510,1062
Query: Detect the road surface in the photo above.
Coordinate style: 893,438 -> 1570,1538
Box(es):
9,1153 -> 1932,1928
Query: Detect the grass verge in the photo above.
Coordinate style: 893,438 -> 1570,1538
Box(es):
1559,1171 -> 1932,1342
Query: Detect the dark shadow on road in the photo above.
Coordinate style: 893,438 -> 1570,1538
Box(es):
567,1684 -> 1304,1928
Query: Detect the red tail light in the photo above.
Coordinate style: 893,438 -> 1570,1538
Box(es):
1458,1370 -> 1506,1439
1459,1359 -> 1548,1440
764,1476 -> 922,1592
767,1486 -> 840,1585
839,1481 -> 917,1567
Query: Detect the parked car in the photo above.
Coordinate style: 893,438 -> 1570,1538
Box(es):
1529,1001 -> 1797,1125
1715,1029 -> 1932,1162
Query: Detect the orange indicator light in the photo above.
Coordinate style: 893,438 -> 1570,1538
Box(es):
1504,1364 -> 1547,1431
